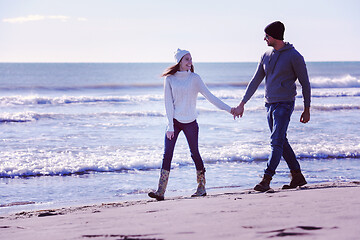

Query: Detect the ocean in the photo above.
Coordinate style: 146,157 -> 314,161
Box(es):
1,62 -> 360,214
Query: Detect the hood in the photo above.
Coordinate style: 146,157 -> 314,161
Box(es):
277,42 -> 294,53
267,42 -> 294,75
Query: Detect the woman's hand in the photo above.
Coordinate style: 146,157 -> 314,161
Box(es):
166,131 -> 174,140
231,102 -> 245,120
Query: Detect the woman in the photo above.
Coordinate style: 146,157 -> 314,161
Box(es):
148,49 -> 233,201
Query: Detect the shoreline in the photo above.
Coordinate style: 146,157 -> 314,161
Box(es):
1,181 -> 360,239
3,181 -> 359,219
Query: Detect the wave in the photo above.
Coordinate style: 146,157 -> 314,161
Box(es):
1,149 -> 359,178
0,112 -> 51,123
311,92 -> 360,98
311,105 -> 360,111
2,88 -> 360,107
2,102 -> 360,124
0,82 -> 249,92
293,104 -> 360,112
0,83 -> 164,92
310,75 -> 360,88
1,75 -> 359,93
0,111 -> 165,123
0,95 -> 164,106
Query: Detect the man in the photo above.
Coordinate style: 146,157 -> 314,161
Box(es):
232,21 -> 311,192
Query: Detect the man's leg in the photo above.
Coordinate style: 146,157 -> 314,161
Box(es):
282,138 -> 301,171
255,102 -> 294,192
264,101 -> 294,176
282,136 -> 307,189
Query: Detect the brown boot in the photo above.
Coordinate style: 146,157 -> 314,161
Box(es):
254,174 -> 272,192
282,170 -> 307,189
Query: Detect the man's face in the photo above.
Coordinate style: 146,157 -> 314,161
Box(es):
264,34 -> 275,47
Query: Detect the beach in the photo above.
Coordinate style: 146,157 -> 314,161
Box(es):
1,62 -> 360,212
1,2 -> 359,239
1,181 -> 359,240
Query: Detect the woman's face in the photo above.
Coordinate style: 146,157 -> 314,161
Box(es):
179,53 -> 192,71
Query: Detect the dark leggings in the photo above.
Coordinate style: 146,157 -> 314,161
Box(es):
162,119 -> 204,171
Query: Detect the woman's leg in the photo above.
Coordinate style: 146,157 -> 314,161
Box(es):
149,119 -> 182,201
182,120 -> 206,197
161,122 -> 181,171
182,120 -> 204,171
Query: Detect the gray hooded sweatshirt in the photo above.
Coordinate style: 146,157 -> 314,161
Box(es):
242,43 -> 311,107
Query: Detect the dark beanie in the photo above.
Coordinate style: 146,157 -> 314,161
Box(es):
265,21 -> 285,40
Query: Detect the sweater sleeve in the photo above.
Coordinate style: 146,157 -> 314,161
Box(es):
164,76 -> 174,131
196,75 -> 232,113
292,54 -> 311,107
241,56 -> 266,104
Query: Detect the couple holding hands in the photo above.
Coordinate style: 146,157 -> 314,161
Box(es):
149,21 -> 311,201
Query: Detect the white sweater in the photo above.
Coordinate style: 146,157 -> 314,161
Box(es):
164,71 -> 231,131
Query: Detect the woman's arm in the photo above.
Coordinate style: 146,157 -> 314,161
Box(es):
196,76 -> 232,113
164,77 -> 175,132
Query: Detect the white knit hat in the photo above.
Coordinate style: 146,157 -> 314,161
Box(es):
174,48 -> 190,63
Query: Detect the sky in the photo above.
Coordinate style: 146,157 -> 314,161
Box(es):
0,0 -> 359,62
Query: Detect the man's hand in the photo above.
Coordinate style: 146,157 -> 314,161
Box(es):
231,102 -> 245,120
300,107 -> 310,123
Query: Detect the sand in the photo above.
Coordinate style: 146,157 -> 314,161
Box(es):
1,181 -> 360,240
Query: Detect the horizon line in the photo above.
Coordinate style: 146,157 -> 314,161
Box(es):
0,60 -> 359,64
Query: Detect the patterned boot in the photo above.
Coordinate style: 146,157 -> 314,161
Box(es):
148,169 -> 170,201
191,168 -> 207,197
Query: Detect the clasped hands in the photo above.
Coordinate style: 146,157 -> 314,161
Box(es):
231,102 -> 245,120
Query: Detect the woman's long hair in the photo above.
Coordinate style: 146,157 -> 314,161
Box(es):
161,59 -> 194,77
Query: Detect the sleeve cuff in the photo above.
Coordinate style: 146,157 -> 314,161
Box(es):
167,125 -> 174,132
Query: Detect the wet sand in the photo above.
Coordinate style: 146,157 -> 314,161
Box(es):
1,181 -> 360,240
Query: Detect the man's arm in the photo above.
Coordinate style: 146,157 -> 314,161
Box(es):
292,54 -> 311,124
232,58 -> 265,119
241,60 -> 266,105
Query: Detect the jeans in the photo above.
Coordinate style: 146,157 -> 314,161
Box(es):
162,119 -> 204,171
264,101 -> 300,176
